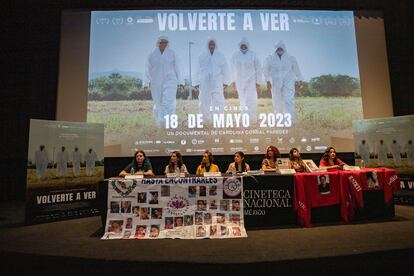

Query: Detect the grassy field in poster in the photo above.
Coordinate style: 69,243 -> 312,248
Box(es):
87,97 -> 363,155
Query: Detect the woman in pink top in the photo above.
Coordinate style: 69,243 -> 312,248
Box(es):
319,146 -> 346,170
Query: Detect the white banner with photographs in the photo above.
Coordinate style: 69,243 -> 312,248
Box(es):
103,177 -> 247,239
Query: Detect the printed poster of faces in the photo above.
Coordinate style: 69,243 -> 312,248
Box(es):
103,178 -> 247,239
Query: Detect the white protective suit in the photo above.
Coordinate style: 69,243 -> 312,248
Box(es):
34,146 -> 49,179
264,41 -> 303,120
358,141 -> 371,166
145,36 -> 182,126
377,141 -> 388,166
72,148 -> 82,177
195,38 -> 231,121
230,37 -> 262,123
390,141 -> 401,167
404,141 -> 414,167
84,149 -> 98,176
56,148 -> 69,177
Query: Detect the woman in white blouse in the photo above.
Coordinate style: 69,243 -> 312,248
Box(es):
164,151 -> 188,175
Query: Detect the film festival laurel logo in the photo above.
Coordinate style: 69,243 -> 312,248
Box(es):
223,177 -> 242,198
111,179 -> 137,196
167,195 -> 190,216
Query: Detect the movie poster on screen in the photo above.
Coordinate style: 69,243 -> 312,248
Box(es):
352,115 -> 414,174
25,119 -> 104,224
102,177 -> 247,239
88,9 -> 361,156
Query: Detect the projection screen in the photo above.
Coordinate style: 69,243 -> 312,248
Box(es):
56,9 -> 393,157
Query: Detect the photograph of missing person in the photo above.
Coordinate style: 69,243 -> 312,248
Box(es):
318,174 -> 331,194
204,213 -> 212,224
165,217 -> 174,229
210,225 -> 217,236
199,186 -> 206,197
161,185 -> 170,197
232,226 -> 241,237
137,192 -> 147,203
304,160 -> 319,171
125,217 -> 133,229
135,225 -> 147,238
232,200 -> 240,211
366,171 -> 380,188
184,215 -> 194,226
140,207 -> 150,220
150,225 -> 160,238
230,213 -> 241,225
216,213 -> 226,224
196,226 -> 206,237
108,220 -> 123,234
151,208 -> 163,219
120,201 -> 131,213
195,212 -> 203,225
220,200 -> 229,211
209,185 -> 217,196
123,230 -> 132,239
220,225 -> 228,236
110,201 -> 120,213
174,216 -> 184,227
209,199 -> 218,210
149,191 -> 159,204
197,200 -> 207,211
132,206 -> 140,217
188,186 -> 197,198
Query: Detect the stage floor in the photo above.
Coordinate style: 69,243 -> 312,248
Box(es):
1,202 -> 414,274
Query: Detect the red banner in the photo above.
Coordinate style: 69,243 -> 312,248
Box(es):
294,168 -> 399,227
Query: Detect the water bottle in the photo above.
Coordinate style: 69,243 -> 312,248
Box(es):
130,167 -> 135,175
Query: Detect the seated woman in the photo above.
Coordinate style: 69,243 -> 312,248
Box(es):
226,151 -> 250,174
164,151 -> 188,175
196,150 -> 220,175
288,147 -> 306,172
319,146 -> 346,170
261,145 -> 280,172
119,150 -> 153,177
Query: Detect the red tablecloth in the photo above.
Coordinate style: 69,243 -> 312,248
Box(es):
293,168 -> 400,227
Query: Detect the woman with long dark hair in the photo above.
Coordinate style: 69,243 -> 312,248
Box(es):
196,150 -> 220,175
288,148 -> 306,172
319,146 -> 346,170
119,150 -> 153,177
164,151 -> 188,174
226,151 -> 250,173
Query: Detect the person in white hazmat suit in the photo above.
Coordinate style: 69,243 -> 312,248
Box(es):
230,37 -> 262,123
56,146 -> 69,177
144,36 -> 182,126
358,139 -> 371,166
195,38 -> 231,122
72,147 -> 82,177
34,145 -> 49,179
84,148 -> 98,176
264,41 -> 303,121
390,140 -> 402,167
377,140 -> 389,166
404,140 -> 414,167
